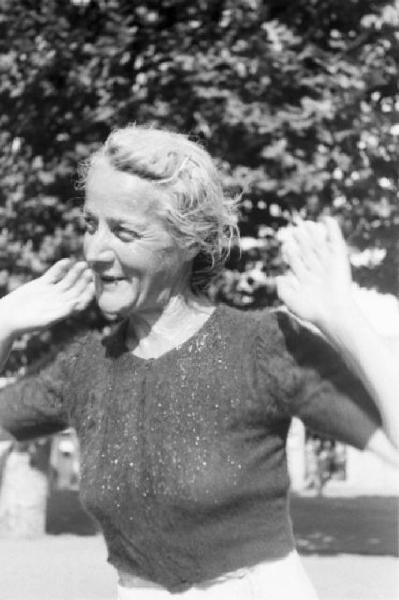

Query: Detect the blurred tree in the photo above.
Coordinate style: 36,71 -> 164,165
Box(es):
0,0 -> 398,362
1,0 -> 398,539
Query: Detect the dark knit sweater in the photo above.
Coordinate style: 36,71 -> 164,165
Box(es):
0,305 -> 380,592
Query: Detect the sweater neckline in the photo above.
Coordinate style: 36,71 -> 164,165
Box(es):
116,303 -> 223,365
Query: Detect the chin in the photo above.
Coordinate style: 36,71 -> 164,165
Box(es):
97,296 -> 135,321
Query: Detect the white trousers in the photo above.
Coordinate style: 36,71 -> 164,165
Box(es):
117,551 -> 319,600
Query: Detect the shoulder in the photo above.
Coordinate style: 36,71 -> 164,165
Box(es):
22,329 -> 98,378
259,307 -> 326,355
215,304 -> 307,371
216,303 -> 281,333
58,327 -> 118,394
217,303 -> 308,346
48,328 -> 105,382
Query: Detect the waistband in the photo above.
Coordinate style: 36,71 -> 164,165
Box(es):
117,551 -> 319,599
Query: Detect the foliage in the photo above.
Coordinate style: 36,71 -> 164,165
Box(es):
0,0 -> 398,370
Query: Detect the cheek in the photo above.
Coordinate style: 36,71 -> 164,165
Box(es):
122,244 -> 180,275
153,246 -> 185,277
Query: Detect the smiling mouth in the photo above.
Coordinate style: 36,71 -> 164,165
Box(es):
100,275 -> 125,284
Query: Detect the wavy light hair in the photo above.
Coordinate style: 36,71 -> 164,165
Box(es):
81,125 -> 240,293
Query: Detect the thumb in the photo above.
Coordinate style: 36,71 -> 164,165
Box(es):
276,273 -> 298,304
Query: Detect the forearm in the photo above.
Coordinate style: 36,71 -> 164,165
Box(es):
317,299 -> 399,449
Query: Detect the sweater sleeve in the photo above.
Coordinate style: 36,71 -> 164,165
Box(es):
256,309 -> 381,449
0,334 -> 88,441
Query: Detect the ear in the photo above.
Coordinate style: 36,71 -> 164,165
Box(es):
184,241 -> 200,260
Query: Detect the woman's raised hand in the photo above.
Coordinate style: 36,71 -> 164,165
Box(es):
276,217 -> 353,328
0,259 -> 95,338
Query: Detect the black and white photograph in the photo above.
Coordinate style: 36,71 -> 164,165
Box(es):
0,1 -> 398,599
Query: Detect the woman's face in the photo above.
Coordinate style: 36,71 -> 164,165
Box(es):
83,158 -> 191,319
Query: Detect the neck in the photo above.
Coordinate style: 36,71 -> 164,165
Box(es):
127,291 -> 213,347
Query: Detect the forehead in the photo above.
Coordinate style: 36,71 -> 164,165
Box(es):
84,158 -> 168,221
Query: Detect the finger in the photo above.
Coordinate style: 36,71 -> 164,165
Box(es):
56,261 -> 90,291
322,217 -> 346,252
282,239 -> 310,281
323,218 -> 353,283
304,221 -> 331,262
41,259 -> 73,284
293,220 -> 324,248
291,224 -> 323,272
71,284 -> 96,311
292,213 -> 305,226
304,221 -> 328,245
68,271 -> 94,298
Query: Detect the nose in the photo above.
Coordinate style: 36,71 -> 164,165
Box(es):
84,230 -> 115,270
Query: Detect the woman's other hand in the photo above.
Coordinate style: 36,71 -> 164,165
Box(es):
277,217 -> 399,452
276,217 -> 353,329
0,259 -> 95,339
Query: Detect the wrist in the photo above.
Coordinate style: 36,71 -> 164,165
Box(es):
314,296 -> 362,338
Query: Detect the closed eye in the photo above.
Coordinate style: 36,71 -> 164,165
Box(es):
113,226 -> 141,242
81,208 -> 143,241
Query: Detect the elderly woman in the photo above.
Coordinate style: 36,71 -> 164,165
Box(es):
0,126 -> 397,600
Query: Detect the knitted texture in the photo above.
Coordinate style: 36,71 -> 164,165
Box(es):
0,305 -> 380,591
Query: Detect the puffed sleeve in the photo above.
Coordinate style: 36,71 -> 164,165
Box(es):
0,334 -> 88,441
256,309 -> 381,449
